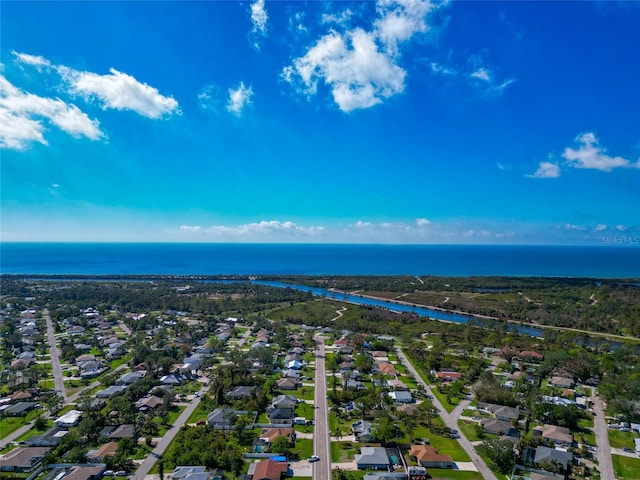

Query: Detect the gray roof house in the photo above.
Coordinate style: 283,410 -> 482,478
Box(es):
271,395 -> 298,409
95,386 -> 127,398
355,447 -> 391,470
207,408 -> 254,430
115,371 -> 146,385
226,386 -> 255,400
534,446 -> 573,471
352,420 -> 376,443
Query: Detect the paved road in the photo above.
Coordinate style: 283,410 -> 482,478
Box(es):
135,383 -> 210,479
45,309 -> 67,402
590,388 -> 614,480
395,347 -> 496,480
118,321 -> 132,336
313,336 -> 331,480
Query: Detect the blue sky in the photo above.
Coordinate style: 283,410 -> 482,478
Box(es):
1,0 -> 639,244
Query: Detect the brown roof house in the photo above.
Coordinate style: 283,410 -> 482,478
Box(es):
0,447 -> 50,472
533,424 -> 574,447
251,459 -> 288,480
86,441 -> 119,462
409,445 -> 455,469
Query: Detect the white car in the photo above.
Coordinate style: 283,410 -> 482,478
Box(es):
309,455 -> 320,463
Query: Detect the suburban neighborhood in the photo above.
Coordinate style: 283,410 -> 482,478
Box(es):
1,277 -> 639,480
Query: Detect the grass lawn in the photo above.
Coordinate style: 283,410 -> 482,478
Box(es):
612,454 -> 640,480
328,412 -> 353,435
186,404 -> 210,424
431,386 -> 458,414
0,411 -> 39,440
608,429 -> 637,449
291,438 -> 314,459
332,470 -> 367,480
330,441 -> 358,462
428,433 -> 471,462
458,420 -> 482,442
578,416 -> 594,430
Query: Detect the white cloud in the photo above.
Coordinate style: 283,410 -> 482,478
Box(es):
63,67 -> 180,119
416,218 -> 431,226
0,75 -> 102,150
250,0 -> 268,34
226,82 -> 253,115
595,224 -> 608,231
285,28 -> 406,112
562,132 -> 632,172
527,161 -> 560,179
179,221 -> 325,241
12,51 -> 51,70
284,0 -> 438,112
470,67 -> 491,82
616,224 -> 627,231
321,9 -> 354,27
430,62 -> 455,76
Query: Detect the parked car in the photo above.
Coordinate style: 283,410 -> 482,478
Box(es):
115,471 -> 128,477
623,447 -> 635,453
308,455 -> 320,463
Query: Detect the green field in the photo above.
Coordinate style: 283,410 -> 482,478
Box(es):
612,454 -> 640,480
608,429 -> 637,449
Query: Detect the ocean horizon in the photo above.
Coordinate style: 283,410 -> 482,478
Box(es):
1,243 -> 639,278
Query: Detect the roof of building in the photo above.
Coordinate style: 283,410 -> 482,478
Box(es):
252,459 -> 288,480
534,446 -> 572,469
536,424 -> 574,444
355,447 -> 390,466
0,447 -> 50,469
481,418 -> 513,434
110,424 -> 135,439
259,428 -> 294,443
87,441 -> 118,459
62,465 -> 105,480
409,445 -> 454,464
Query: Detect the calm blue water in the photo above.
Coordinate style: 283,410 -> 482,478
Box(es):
1,243 -> 639,278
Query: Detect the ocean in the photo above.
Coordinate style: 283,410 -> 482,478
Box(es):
1,243 -> 639,277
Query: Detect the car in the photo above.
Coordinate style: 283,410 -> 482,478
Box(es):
623,447 -> 635,453
308,455 -> 320,463
103,471 -> 114,477
115,471 -> 128,477
193,392 -> 199,397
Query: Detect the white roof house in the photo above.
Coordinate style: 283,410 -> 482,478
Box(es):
54,410 -> 83,428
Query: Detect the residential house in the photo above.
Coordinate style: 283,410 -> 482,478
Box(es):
375,362 -> 398,376
482,403 -> 520,422
352,420 -> 376,443
409,445 -> 455,469
207,408 -> 253,430
355,447 -> 391,470
251,459 -> 288,480
276,377 -> 299,390
396,404 -> 418,416
533,446 -> 572,471
388,391 -> 413,404
533,424 -> 574,447
271,395 -> 298,409
364,475 -> 407,480
436,371 -> 462,382
95,386 -> 127,399
115,371 -> 146,386
0,447 -> 51,472
387,379 -> 408,390
549,376 -> 574,389
267,407 -> 294,424
281,369 -> 301,379
9,391 -> 32,402
60,465 -> 106,480
226,386 -> 256,400
519,351 -> 544,362
257,427 -> 295,451
160,373 -> 187,385
109,424 -> 135,439
135,395 -> 165,411
54,410 -> 82,428
481,418 -> 513,436
4,402 -> 36,416
26,427 -> 67,447
86,442 -> 118,462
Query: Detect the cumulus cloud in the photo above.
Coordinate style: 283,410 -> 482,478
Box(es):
527,161 -> 561,179
416,218 -> 431,226
250,0 -> 268,34
226,82 -> 253,115
595,224 -> 607,231
13,51 -> 51,70
3,51 -> 180,149
62,67 -> 180,119
283,0 -> 438,112
562,132 -> 633,172
0,75 -> 102,150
